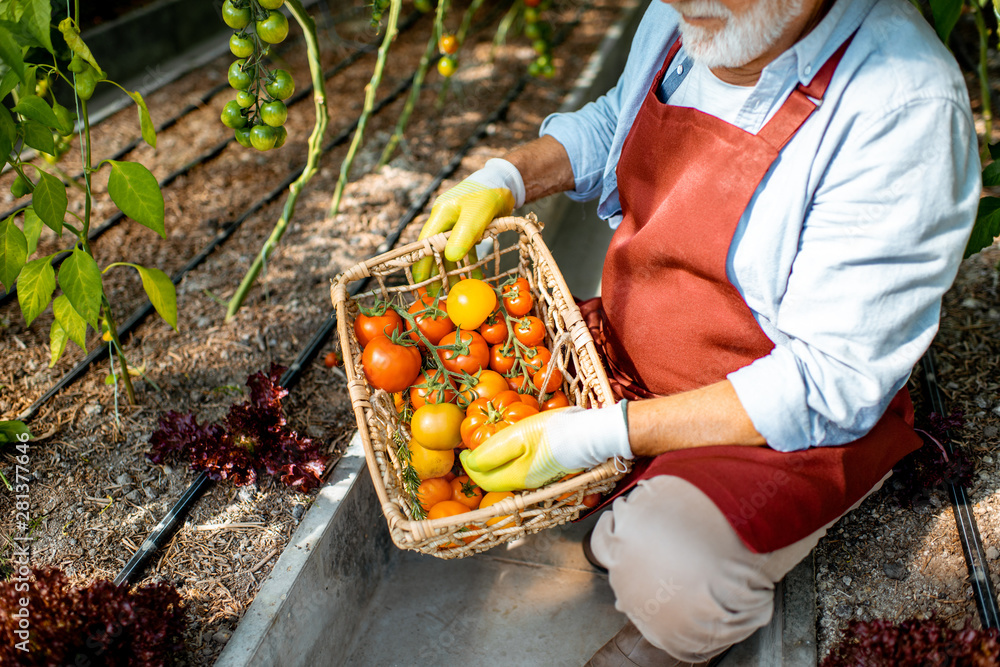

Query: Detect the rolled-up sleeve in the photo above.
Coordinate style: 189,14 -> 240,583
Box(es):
729,98 -> 980,451
540,85 -> 624,202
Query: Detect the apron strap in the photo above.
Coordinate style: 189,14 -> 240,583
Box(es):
757,36 -> 854,151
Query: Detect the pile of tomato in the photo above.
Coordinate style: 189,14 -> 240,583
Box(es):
352,275 -> 596,528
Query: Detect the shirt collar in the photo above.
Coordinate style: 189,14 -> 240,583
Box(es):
780,0 -> 879,86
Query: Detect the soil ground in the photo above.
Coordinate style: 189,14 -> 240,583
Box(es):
1,1 -> 998,664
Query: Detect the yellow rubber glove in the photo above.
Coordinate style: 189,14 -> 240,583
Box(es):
412,159 -> 524,284
459,403 -> 632,493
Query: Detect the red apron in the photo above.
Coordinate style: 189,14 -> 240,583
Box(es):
580,38 -> 922,554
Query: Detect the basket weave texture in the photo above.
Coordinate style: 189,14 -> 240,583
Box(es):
331,215 -> 628,558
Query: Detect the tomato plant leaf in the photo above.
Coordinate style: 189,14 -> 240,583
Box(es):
106,160 -> 164,237
929,0 -> 962,43
0,105 -> 15,161
983,160 -> 1000,188
57,18 -> 103,76
22,207 -> 42,256
135,264 -> 177,330
58,249 -> 102,328
127,91 -> 156,148
0,214 -> 27,290
18,0 -> 52,54
0,24 -> 25,83
52,294 -> 87,351
16,256 -> 55,326
20,119 -> 54,154
0,419 -> 30,443
32,170 -> 67,232
49,318 -> 68,367
0,67 -> 18,101
967,196 -> 1000,259
11,94 -> 59,129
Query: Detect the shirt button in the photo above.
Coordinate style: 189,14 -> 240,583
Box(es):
676,64 -> 684,75
804,64 -> 812,75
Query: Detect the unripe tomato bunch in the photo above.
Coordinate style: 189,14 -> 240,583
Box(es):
221,0 -> 295,151
352,276 -> 577,521
523,0 -> 556,78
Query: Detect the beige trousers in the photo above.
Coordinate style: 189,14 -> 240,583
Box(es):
589,473 -> 889,663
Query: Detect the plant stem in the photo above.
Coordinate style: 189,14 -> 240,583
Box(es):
102,297 -> 136,405
376,0 -> 446,168
974,1 -> 993,149
226,0 -> 329,320
328,0 -> 401,215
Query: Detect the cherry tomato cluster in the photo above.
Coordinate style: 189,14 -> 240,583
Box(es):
437,33 -> 459,79
353,276 -> 575,521
221,0 -> 295,151
523,0 -> 555,78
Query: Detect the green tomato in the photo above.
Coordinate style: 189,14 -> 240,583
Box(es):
437,56 -> 457,78
533,39 -> 548,55
272,125 -> 288,149
222,0 -> 251,29
230,34 -> 255,58
228,59 -> 253,90
235,127 -> 253,148
75,69 -> 96,101
236,90 -> 255,108
259,0 -> 284,8
256,10 -> 289,44
10,174 -> 31,198
414,0 -> 432,12
250,124 -> 278,151
524,7 -> 539,23
259,100 -> 287,127
265,69 -> 294,100
221,100 -> 247,129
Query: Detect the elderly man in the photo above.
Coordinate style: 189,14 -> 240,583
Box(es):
413,0 -> 979,663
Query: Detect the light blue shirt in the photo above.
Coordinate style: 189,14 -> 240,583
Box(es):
540,0 -> 980,451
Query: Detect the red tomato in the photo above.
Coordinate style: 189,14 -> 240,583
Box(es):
522,346 -> 552,374
518,393 -> 540,411
409,368 -> 457,409
461,412 -> 488,448
450,475 -> 483,509
506,374 -> 531,392
438,33 -> 459,55
502,402 -> 539,425
438,330 -> 490,375
354,307 -> 403,347
492,390 -> 523,411
501,277 -> 534,317
323,351 -> 340,368
408,294 -> 455,346
490,344 -> 517,374
541,390 -> 570,411
479,314 -> 508,345
514,316 -> 545,346
533,365 -> 563,393
361,335 -> 421,392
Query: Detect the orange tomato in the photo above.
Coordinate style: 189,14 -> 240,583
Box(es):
450,475 -> 483,509
518,393 -> 540,411
514,316 -> 545,346
506,374 -> 531,392
427,500 -> 475,546
523,346 -> 551,374
479,315 -> 508,345
490,344 -> 517,374
533,366 -> 563,393
481,491 -> 516,527
409,368 -> 456,409
501,277 -> 533,317
459,369 -> 508,404
541,390 -> 570,411
417,477 -> 453,512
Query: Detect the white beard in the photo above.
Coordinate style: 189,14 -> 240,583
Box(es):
671,0 -> 804,69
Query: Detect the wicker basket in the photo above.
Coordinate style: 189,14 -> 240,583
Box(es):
331,214 -> 628,558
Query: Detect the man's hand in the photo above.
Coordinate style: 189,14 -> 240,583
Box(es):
459,403 -> 632,492
412,159 -> 525,283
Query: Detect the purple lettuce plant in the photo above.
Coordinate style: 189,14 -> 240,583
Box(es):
147,365 -> 326,493
822,616 -> 1000,666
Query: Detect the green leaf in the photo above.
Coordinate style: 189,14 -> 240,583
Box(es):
12,94 -> 60,129
929,0 -> 962,42
0,420 -> 31,443
57,18 -> 102,76
52,294 -> 86,351
19,0 -> 52,54
49,318 -> 67,367
127,90 -> 156,148
0,23 -> 25,83
22,207 -> 42,256
16,255 -> 55,326
988,142 -> 1000,162
966,196 -> 1000,258
20,119 -> 54,154
32,170 -> 66,232
0,105 -> 15,160
135,265 -> 177,329
106,160 -> 164,237
984,161 -> 1000,188
0,213 -> 27,290
0,67 -> 18,101
57,249 -> 102,328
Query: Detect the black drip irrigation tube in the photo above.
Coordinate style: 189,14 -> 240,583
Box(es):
920,350 -> 1000,628
0,10 -> 425,306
